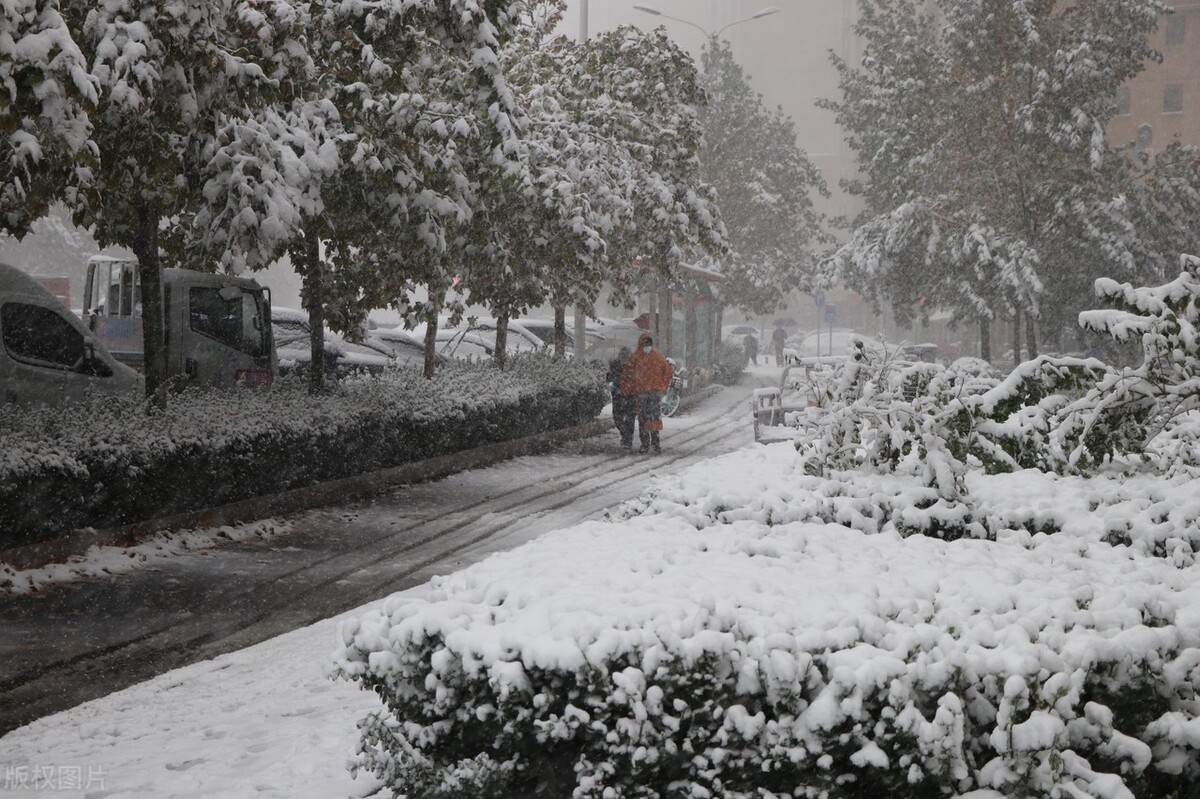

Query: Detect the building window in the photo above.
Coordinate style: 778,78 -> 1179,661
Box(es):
1115,86 -> 1131,116
1165,14 -> 1185,46
1164,83 -> 1183,114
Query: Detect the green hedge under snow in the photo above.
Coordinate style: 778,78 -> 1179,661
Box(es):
0,355 -> 606,548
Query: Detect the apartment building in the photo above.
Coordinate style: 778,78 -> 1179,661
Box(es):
1108,3 -> 1200,155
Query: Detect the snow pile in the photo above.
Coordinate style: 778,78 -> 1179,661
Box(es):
0,518 -> 290,595
619,444 -> 1200,561
336,440 -> 1200,798
0,355 -> 605,548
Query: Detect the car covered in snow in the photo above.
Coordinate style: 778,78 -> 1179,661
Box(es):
366,327 -> 445,368
272,307 -> 394,379
511,317 -> 570,351
433,329 -> 495,360
582,318 -> 644,363
456,317 -> 546,355
782,329 -> 889,364
513,317 -> 630,361
1,262 -> 143,407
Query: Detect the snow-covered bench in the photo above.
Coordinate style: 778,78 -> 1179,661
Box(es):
752,365 -> 824,442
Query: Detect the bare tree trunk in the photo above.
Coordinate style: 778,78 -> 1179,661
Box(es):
658,284 -> 672,357
684,293 -> 697,372
979,318 -> 991,362
1012,311 -> 1022,369
131,200 -> 166,409
573,306 -> 587,361
553,305 -> 567,360
713,303 -> 724,363
1025,313 -> 1039,360
494,311 -> 509,368
423,293 -> 442,379
648,290 -> 659,342
299,231 -> 325,394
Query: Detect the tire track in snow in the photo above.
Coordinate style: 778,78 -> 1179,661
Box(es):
0,382 -> 764,733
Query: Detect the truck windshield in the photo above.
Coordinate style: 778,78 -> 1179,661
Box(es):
188,287 -> 269,358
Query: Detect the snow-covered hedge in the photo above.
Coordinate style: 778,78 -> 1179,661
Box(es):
713,340 -> 748,385
796,259 -> 1200,497
335,445 -> 1200,798
0,355 -> 605,547
624,443 -> 1200,564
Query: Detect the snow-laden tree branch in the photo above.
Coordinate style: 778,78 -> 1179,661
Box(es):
823,0 -> 1196,361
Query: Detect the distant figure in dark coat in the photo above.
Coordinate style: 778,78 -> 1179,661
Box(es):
743,332 -> 758,366
772,326 -> 788,365
607,347 -> 635,450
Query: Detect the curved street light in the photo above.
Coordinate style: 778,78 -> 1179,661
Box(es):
632,5 -> 780,39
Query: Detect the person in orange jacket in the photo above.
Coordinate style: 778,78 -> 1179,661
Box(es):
619,333 -> 674,453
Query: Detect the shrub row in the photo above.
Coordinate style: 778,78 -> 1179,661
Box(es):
0,355 -> 606,548
327,261 -> 1200,798
795,263 -> 1200,489
335,516 -> 1200,799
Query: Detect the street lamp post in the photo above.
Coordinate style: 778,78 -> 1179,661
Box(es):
630,4 -> 780,363
631,5 -> 780,39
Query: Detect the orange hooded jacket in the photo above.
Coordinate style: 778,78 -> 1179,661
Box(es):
619,333 -> 673,396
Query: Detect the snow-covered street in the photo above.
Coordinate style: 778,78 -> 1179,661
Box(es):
6,358 -> 1200,797
0,374 -> 770,787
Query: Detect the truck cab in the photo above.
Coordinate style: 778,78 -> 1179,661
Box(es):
84,257 -> 275,388
1,262 -> 142,407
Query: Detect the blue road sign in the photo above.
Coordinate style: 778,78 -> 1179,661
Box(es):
813,289 -> 826,308
824,304 -> 837,324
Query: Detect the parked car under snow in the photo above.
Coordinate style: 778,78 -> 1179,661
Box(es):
367,327 -> 446,368
271,308 -> 394,379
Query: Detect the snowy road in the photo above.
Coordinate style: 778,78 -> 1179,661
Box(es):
0,375 -> 768,735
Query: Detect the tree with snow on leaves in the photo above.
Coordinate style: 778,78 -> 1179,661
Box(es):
824,0 -> 1173,362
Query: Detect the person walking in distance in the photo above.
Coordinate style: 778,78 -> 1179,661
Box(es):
620,333 -> 673,454
743,331 -> 758,366
771,325 -> 788,365
606,346 -> 636,450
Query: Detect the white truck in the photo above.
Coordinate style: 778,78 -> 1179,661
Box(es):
83,256 -> 276,388
1,262 -> 142,407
